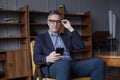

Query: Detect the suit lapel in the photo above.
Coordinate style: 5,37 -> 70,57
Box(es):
45,32 -> 55,50
60,34 -> 70,49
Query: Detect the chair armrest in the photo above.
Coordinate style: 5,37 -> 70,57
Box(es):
36,62 -> 44,66
33,62 -> 44,80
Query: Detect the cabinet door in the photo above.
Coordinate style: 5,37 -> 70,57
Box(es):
6,50 -> 29,79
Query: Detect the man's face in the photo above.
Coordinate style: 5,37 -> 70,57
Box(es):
47,14 -> 61,33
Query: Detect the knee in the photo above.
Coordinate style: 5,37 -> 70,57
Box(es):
55,60 -> 71,69
94,58 -> 105,67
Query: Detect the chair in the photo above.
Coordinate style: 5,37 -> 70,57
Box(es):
30,41 -> 90,80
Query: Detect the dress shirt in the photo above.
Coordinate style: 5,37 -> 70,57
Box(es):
48,30 -> 72,60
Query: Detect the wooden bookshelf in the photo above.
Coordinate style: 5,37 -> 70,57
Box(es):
0,6 -> 31,80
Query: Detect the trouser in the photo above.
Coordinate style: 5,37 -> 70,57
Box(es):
49,58 -> 105,80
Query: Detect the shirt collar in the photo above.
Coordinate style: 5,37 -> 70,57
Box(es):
48,30 -> 61,36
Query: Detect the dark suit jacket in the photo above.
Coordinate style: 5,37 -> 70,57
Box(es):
33,30 -> 85,78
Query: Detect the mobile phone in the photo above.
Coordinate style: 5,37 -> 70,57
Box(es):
56,48 -> 64,55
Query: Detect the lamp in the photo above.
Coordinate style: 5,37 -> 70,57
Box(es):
108,10 -> 117,52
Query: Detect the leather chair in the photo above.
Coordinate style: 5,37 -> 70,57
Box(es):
30,41 -> 90,80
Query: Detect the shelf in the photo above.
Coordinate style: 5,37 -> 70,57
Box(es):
29,10 -> 49,15
64,11 -> 90,17
0,36 -> 27,39
64,12 -> 85,16
30,23 -> 47,26
0,52 -> 6,61
72,24 -> 88,27
0,49 -> 27,52
0,9 -> 25,13
30,10 -> 49,15
81,34 -> 91,37
0,51 -> 7,53
0,22 -> 24,25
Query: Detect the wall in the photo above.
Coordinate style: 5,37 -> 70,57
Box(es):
0,0 -> 120,50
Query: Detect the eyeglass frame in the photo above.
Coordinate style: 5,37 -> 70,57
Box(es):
48,20 -> 62,24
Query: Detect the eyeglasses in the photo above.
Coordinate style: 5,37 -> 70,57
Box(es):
48,20 -> 61,24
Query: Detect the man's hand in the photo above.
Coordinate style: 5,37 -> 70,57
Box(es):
61,19 -> 74,32
46,51 -> 63,63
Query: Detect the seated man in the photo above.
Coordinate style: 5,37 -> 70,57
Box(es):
33,10 -> 105,80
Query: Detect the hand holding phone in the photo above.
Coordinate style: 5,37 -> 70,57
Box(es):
56,48 -> 64,55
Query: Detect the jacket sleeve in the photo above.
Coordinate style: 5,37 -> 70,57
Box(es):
33,36 -> 50,65
70,30 -> 85,50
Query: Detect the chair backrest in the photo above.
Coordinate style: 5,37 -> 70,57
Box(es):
30,41 -> 40,80
30,41 -> 35,76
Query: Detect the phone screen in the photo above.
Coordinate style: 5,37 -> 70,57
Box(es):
56,48 -> 64,55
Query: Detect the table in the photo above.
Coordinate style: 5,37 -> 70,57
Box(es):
97,52 -> 120,67
97,52 -> 120,80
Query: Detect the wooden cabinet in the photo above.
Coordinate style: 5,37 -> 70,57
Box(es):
0,5 -> 92,79
0,6 -> 31,80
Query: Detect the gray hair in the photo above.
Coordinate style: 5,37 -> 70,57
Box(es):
47,10 -> 62,20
